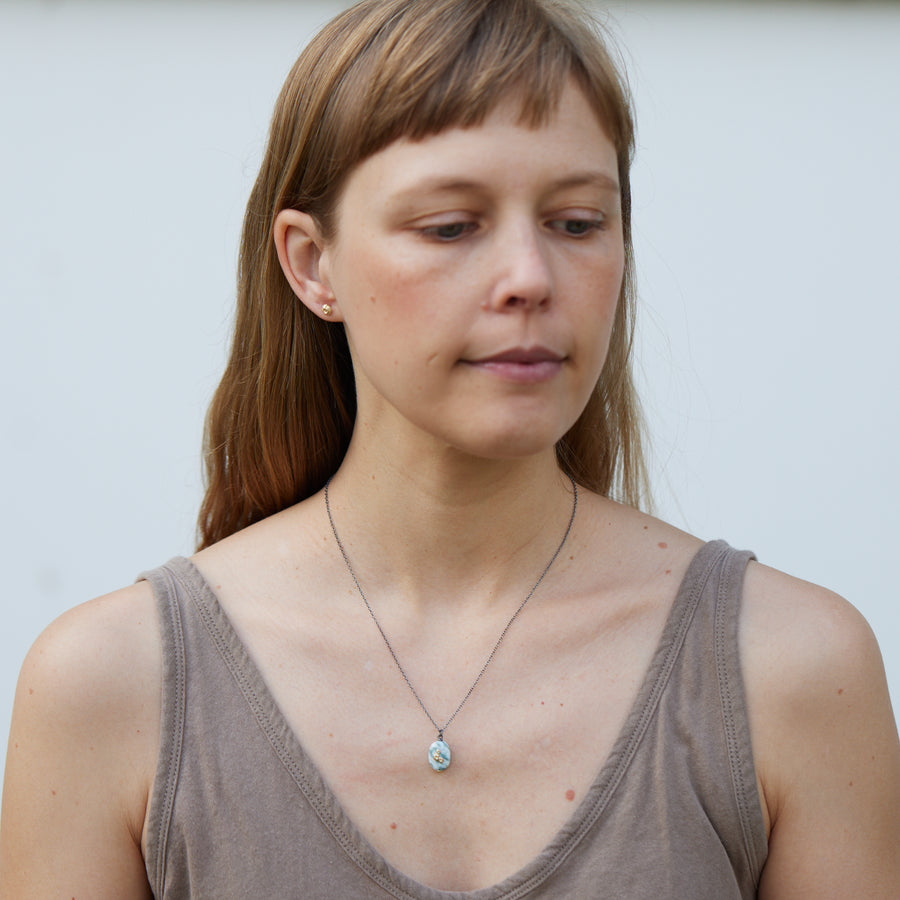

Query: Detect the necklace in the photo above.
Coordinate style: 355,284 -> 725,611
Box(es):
324,475 -> 577,772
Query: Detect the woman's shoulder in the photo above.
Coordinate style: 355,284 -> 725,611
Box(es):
595,499 -> 900,892
737,560 -> 890,756
593,497 -> 890,739
740,559 -> 879,685
1,581 -> 160,894
17,580 -> 161,721
736,561 -> 900,895
7,580 -> 162,794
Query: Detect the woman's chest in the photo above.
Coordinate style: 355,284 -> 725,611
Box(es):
236,598 -> 668,891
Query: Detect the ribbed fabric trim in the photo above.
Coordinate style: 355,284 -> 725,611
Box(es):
714,548 -> 768,886
139,566 -> 187,897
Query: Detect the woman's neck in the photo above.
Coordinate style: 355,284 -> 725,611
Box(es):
325,442 -> 576,614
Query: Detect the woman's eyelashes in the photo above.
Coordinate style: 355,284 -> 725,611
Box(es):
420,221 -> 476,241
417,213 -> 607,242
548,216 -> 606,237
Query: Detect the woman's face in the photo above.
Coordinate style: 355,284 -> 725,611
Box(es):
319,81 -> 625,462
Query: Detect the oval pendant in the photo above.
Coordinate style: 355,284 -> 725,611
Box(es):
428,739 -> 451,772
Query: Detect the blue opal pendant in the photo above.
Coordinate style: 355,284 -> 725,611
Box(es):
428,738 -> 451,772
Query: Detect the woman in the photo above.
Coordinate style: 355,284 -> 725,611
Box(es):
2,0 -> 898,896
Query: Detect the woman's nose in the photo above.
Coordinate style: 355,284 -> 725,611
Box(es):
485,222 -> 553,312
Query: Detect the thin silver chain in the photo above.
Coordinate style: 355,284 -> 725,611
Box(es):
324,476 -> 578,740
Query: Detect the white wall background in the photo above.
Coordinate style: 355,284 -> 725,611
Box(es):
2,0 -> 898,786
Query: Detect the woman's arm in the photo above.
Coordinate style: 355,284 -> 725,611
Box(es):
0,582 -> 160,898
742,563 -> 900,898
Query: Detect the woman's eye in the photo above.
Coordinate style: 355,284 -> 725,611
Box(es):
551,218 -> 603,236
422,222 -> 472,241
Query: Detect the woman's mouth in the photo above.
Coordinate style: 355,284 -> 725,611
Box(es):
463,346 -> 565,384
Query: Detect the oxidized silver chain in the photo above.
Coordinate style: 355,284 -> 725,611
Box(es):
324,475 -> 577,772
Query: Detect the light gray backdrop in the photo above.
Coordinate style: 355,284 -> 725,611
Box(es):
2,1 -> 898,786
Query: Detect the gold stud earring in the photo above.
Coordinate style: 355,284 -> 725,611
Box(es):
321,304 -> 332,317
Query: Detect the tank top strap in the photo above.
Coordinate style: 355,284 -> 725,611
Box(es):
138,563 -> 188,894
641,539 -> 766,890
711,543 -> 768,878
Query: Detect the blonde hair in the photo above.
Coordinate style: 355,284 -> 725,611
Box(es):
198,0 -> 648,549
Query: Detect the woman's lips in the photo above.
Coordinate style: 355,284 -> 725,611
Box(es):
463,347 -> 565,384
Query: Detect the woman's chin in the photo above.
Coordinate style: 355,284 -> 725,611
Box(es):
440,423 -> 573,464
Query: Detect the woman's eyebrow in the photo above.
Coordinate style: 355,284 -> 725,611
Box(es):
550,172 -> 620,193
388,177 -> 489,202
388,171 -> 620,204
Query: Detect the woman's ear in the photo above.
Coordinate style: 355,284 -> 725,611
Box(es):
273,209 -> 342,321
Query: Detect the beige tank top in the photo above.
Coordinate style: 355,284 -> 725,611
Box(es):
140,539 -> 767,898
